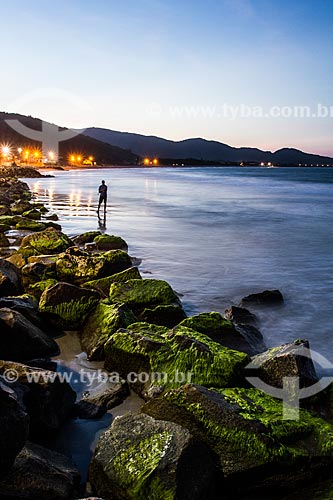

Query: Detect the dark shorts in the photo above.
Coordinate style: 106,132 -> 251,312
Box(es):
99,194 -> 107,204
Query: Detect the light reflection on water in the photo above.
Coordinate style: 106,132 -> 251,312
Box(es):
25,166 -> 333,360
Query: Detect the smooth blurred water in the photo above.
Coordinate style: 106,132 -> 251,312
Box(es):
25,166 -> 333,361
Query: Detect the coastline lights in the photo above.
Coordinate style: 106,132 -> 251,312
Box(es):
1,145 -> 11,156
144,157 -> 159,166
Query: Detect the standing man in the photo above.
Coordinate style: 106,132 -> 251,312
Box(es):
98,180 -> 108,214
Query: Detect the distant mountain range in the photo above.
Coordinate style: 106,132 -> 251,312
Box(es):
0,112 -> 136,164
0,112 -> 332,166
84,127 -> 333,165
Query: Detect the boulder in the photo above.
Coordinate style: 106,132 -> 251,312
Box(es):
39,282 -> 100,330
179,312 -> 265,356
241,289 -> 284,306
248,339 -> 318,389
75,379 -> 130,419
93,234 -> 128,251
16,219 -> 47,232
72,231 -> 101,246
89,412 -> 222,500
0,308 -> 59,361
0,258 -> 22,297
5,252 -> 27,269
82,266 -> 142,297
0,378 -> 29,476
140,304 -> 187,328
0,233 -> 10,247
109,279 -> 180,314
104,322 -> 249,397
224,305 -> 258,325
80,302 -> 137,360
44,213 -> 59,221
0,206 -> 10,217
26,279 -> 58,300
19,227 -> 73,258
0,215 -> 21,226
10,200 -> 32,215
0,295 -> 43,329
0,360 -> 76,437
0,442 -> 80,500
143,384 -> 333,495
0,223 -> 10,233
56,247 -> 132,285
22,209 -> 42,220
22,261 -> 57,288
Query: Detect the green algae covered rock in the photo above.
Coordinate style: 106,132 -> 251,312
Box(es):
0,215 -> 21,227
0,233 -> 10,247
80,301 -> 137,360
143,384 -> 333,495
22,261 -> 57,287
19,227 -> 73,258
0,223 -> 10,233
179,312 -> 265,356
39,282 -> 100,330
26,279 -> 58,300
82,266 -> 142,297
72,231 -> 101,246
94,234 -> 128,251
16,219 -> 46,232
109,279 -> 180,313
56,247 -> 132,285
10,200 -> 32,215
89,412 -> 222,500
104,323 -> 249,396
22,208 -> 41,220
140,304 -> 187,328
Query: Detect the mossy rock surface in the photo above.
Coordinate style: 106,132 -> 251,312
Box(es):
179,312 -> 265,356
22,209 -> 41,220
94,234 -> 128,251
56,247 -> 132,285
0,205 -> 10,216
104,322 -> 249,396
16,219 -> 46,232
0,223 -> 10,233
89,412 -> 222,500
39,282 -> 100,330
73,231 -> 101,245
26,279 -> 58,300
22,261 -> 57,287
10,200 -> 32,215
82,266 -> 142,296
80,301 -> 137,360
0,215 -> 21,226
140,304 -> 187,328
109,279 -> 180,313
19,227 -> 73,258
143,384 -> 333,494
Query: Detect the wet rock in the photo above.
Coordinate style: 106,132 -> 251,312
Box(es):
224,305 -> 258,325
72,231 -> 102,246
75,379 -> 130,419
179,312 -> 265,356
0,258 -> 22,297
143,384 -> 333,496
241,289 -> 284,306
93,234 -> 128,251
0,233 -> 10,247
10,200 -> 32,215
26,279 -> 58,300
0,223 -> 10,233
140,304 -> 187,328
22,261 -> 57,288
0,206 -> 10,217
82,266 -> 142,297
22,208 -> 42,220
19,227 -> 73,258
0,360 -> 76,437
248,339 -> 318,389
81,302 -> 136,360
56,247 -> 132,285
104,322 -> 249,397
0,215 -> 22,226
0,378 -> 29,476
0,442 -> 80,500
89,412 -> 222,500
44,213 -> 59,221
109,279 -> 181,314
39,282 -> 100,330
5,252 -> 27,268
0,295 -> 42,328
0,308 -> 59,361
15,219 -> 46,232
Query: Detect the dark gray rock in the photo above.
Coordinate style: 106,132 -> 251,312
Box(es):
241,289 -> 284,306
224,305 -> 258,325
75,380 -> 130,419
0,308 -> 59,361
0,258 -> 22,297
0,442 -> 80,500
89,412 -> 222,500
140,304 -> 187,328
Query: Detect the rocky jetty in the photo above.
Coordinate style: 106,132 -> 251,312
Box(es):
0,175 -> 332,500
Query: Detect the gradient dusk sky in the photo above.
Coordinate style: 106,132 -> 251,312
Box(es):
1,0 -> 332,155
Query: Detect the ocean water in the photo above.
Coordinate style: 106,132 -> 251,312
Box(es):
26,166 -> 333,361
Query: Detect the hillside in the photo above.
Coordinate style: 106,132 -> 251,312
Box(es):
84,127 -> 333,165
0,113 -> 137,165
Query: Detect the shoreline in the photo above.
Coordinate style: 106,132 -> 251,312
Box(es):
1,167 -> 333,499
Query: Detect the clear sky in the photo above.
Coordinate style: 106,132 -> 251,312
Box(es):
1,0 -> 332,155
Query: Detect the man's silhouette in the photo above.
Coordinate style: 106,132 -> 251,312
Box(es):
98,180 -> 107,213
